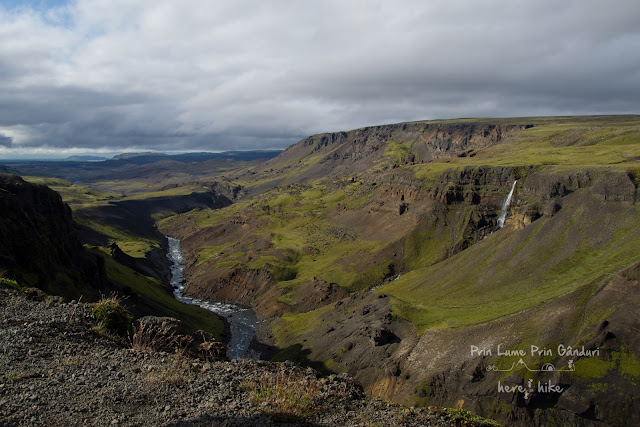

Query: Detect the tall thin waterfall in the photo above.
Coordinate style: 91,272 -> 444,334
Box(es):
497,180 -> 517,228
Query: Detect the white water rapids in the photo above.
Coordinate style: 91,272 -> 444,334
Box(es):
497,180 -> 517,228
166,237 -> 260,360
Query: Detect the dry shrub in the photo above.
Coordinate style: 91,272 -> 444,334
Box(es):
244,371 -> 321,421
198,340 -> 224,362
129,321 -> 177,352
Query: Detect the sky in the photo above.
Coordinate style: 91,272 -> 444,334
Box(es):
0,0 -> 639,159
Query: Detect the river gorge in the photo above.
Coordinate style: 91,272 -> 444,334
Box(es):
166,237 -> 260,360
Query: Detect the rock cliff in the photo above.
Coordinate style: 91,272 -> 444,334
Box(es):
0,174 -> 108,299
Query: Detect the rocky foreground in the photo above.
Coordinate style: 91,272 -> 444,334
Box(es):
0,288 -> 497,426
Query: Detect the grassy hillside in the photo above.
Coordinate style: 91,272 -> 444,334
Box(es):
412,117 -> 640,180
256,116 -> 640,425
262,115 -> 640,325
89,246 -> 224,339
379,189 -> 640,333
159,180 -> 393,298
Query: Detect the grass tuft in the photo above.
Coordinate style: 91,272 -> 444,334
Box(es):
0,277 -> 22,291
90,294 -> 133,339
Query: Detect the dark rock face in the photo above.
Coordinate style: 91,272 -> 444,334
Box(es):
0,174 -> 77,268
522,170 -> 592,199
521,169 -> 638,206
371,328 -> 400,346
0,174 -> 108,298
115,190 -> 232,218
592,172 -> 636,202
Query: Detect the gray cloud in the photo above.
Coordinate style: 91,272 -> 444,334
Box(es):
0,0 -> 639,157
0,135 -> 12,147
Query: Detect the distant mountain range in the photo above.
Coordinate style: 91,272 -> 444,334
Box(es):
108,150 -> 283,164
0,150 -> 283,185
62,155 -> 108,161
1,150 -> 282,165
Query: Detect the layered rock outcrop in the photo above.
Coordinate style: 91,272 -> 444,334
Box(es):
0,174 -> 108,298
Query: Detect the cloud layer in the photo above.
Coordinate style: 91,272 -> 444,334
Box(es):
1,0 -> 639,157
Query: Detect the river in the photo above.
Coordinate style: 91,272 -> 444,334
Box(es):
166,237 -> 260,360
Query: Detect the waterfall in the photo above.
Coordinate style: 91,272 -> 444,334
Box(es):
497,180 -> 517,228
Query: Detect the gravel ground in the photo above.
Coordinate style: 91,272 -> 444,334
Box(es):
0,288 -> 494,426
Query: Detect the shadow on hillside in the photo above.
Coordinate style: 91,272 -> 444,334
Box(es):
268,344 -> 332,375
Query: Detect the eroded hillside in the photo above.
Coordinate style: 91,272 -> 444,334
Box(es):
159,115 -> 640,425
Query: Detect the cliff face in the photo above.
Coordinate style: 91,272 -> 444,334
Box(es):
0,174 -> 108,298
253,122 -> 531,186
299,122 -> 528,163
0,174 -> 226,338
306,122 -> 526,161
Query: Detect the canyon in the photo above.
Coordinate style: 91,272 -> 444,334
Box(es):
2,115 -> 640,425
159,116 -> 640,425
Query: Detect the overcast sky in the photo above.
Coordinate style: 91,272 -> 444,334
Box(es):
1,0 -> 639,158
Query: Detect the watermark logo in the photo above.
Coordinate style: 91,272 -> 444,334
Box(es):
497,378 -> 564,397
470,344 -> 601,397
